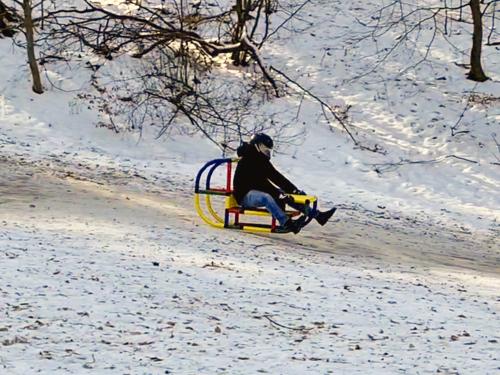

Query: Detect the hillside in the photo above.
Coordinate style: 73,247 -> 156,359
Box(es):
0,0 -> 499,373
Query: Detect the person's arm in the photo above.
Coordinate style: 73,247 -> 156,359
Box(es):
265,161 -> 298,194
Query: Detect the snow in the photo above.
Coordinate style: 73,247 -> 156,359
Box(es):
1,165 -> 499,374
1,0 -> 499,373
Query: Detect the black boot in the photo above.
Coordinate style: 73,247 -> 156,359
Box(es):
282,215 -> 306,234
315,207 -> 337,226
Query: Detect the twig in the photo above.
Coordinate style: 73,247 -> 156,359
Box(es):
492,134 -> 500,154
451,84 -> 478,136
242,35 -> 280,97
262,0 -> 312,44
491,134 -> 500,164
202,261 -> 232,270
261,315 -> 314,332
371,154 -> 478,173
446,154 -> 478,164
252,243 -> 274,250
368,334 -> 389,341
83,354 -> 96,369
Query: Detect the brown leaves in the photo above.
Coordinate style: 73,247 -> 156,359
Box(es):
10,302 -> 31,311
202,261 -> 233,270
39,350 -> 53,359
2,336 -> 28,346
450,331 -> 471,342
368,333 -> 389,341
149,356 -> 163,362
23,320 -> 45,330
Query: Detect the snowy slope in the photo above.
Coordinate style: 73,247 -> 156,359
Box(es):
1,0 -> 499,373
1,160 -> 499,374
1,1 -> 499,235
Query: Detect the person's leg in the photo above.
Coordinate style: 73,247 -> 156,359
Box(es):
315,207 -> 336,225
282,195 -> 336,226
286,200 -> 318,217
242,190 -> 289,226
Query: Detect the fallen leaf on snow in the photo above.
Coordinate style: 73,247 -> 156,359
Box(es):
39,350 -> 53,359
2,336 -> 28,346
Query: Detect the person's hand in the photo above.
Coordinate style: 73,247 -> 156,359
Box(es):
278,193 -> 294,205
292,189 -> 307,195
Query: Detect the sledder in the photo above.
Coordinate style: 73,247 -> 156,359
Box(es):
194,133 -> 336,234
233,133 -> 336,234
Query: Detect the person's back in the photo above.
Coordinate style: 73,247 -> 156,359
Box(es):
233,141 -> 295,205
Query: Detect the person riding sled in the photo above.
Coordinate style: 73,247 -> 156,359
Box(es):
233,133 -> 337,234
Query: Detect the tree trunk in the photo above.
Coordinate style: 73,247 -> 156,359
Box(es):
23,0 -> 43,94
468,0 -> 488,82
231,0 -> 245,65
232,0 -> 254,65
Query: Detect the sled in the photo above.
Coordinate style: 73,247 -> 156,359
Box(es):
194,158 -> 318,233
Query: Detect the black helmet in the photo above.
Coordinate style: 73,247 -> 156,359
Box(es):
249,133 -> 273,149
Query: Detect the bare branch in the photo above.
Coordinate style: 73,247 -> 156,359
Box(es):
370,155 -> 479,174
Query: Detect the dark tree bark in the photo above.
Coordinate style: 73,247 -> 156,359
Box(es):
0,0 -> 17,37
232,0 -> 249,65
468,0 -> 488,81
23,0 -> 43,93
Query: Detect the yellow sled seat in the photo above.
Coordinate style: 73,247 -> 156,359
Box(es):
225,194 -> 238,209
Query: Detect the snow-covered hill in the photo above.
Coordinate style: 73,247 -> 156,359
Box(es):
1,152 -> 499,374
1,0 -> 499,235
0,0 -> 499,373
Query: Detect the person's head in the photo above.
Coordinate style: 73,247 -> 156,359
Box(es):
250,133 -> 273,159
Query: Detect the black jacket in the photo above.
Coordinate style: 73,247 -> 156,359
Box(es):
233,142 -> 297,203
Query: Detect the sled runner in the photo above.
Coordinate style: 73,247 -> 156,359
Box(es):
194,158 -> 318,233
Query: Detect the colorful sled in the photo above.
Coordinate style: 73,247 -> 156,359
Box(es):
194,158 -> 318,233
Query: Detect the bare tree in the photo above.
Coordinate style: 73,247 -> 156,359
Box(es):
351,0 -> 498,82
44,0 -> 280,90
468,0 -> 488,81
23,0 -> 43,93
36,0 -> 321,150
1,0 -> 43,93
3,0 -> 363,152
